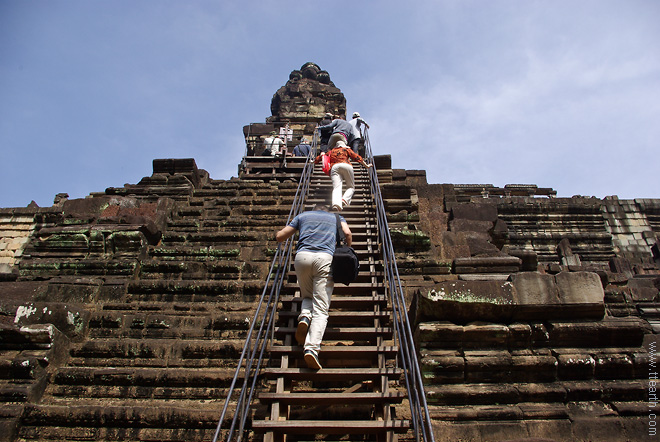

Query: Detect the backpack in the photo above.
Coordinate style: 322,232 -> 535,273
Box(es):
331,214 -> 360,285
321,153 -> 331,175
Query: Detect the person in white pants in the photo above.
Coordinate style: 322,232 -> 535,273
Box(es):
315,145 -> 372,212
275,205 -> 353,370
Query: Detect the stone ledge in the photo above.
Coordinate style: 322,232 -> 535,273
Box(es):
413,272 -> 605,324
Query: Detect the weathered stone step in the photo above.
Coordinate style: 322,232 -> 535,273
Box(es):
424,380 -> 646,405
47,381 -> 227,402
18,404 -> 219,438
126,279 -> 263,301
545,318 -> 647,347
0,355 -> 48,380
187,218 -> 287,230
231,206 -> 293,217
0,379 -> 47,403
87,311 -> 253,339
0,324 -> 61,351
421,348 -> 647,384
0,404 -> 23,441
192,187 -> 298,198
123,291 -> 262,304
138,259 -> 263,280
417,317 -> 648,350
69,338 -> 244,364
66,356 -> 240,369
95,300 -> 260,315
161,230 -> 270,243
18,259 -> 137,278
106,185 -> 193,199
51,366 -> 236,387
428,402 -> 570,421
149,245 -> 241,260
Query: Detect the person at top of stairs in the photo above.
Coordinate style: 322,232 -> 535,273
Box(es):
275,204 -> 353,370
317,116 -> 358,152
348,111 -> 369,154
318,112 -> 334,153
314,145 -> 372,212
262,130 -> 285,156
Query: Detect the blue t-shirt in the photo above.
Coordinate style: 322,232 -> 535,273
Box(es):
289,210 -> 346,255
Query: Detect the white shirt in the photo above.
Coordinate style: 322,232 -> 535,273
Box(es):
263,136 -> 285,155
349,117 -> 368,139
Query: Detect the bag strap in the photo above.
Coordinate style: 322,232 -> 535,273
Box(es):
335,213 -> 346,246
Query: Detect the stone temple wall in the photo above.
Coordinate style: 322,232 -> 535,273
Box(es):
0,63 -> 659,441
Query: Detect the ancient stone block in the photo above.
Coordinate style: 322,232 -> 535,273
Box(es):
508,323 -> 532,348
510,354 -> 558,382
440,231 -> 470,259
420,350 -> 464,384
416,322 -> 463,348
451,203 -> 498,222
389,227 -> 431,252
464,350 -> 513,383
13,302 -> 89,342
462,323 -> 509,349
413,280 -> 516,324
554,272 -> 605,319
453,256 -> 522,274
459,232 -> 503,257
510,272 -> 560,314
594,353 -> 634,379
449,219 -> 493,233
556,353 -> 596,380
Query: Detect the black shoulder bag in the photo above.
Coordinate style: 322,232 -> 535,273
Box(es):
331,214 -> 360,285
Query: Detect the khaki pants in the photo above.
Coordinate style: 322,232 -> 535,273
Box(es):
294,251 -> 334,354
331,162 -> 355,209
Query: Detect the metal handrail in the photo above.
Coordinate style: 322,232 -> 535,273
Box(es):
362,128 -> 436,442
213,132 -> 318,442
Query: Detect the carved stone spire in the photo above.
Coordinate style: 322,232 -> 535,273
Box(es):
267,62 -> 346,123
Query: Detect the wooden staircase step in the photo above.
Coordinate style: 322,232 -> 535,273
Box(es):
287,259 -> 383,270
257,391 -> 406,405
279,294 -> 388,307
274,326 -> 393,340
282,282 -> 385,290
277,311 -> 391,324
251,419 -> 410,434
261,367 -> 402,381
269,345 -> 398,358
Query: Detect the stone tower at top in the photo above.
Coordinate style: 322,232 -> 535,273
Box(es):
243,62 -> 346,155
267,62 -> 346,123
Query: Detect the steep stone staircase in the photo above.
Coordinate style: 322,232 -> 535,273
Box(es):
249,161 -> 412,441
12,172 -> 301,441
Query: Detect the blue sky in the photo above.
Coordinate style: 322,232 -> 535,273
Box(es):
1,0 -> 659,208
